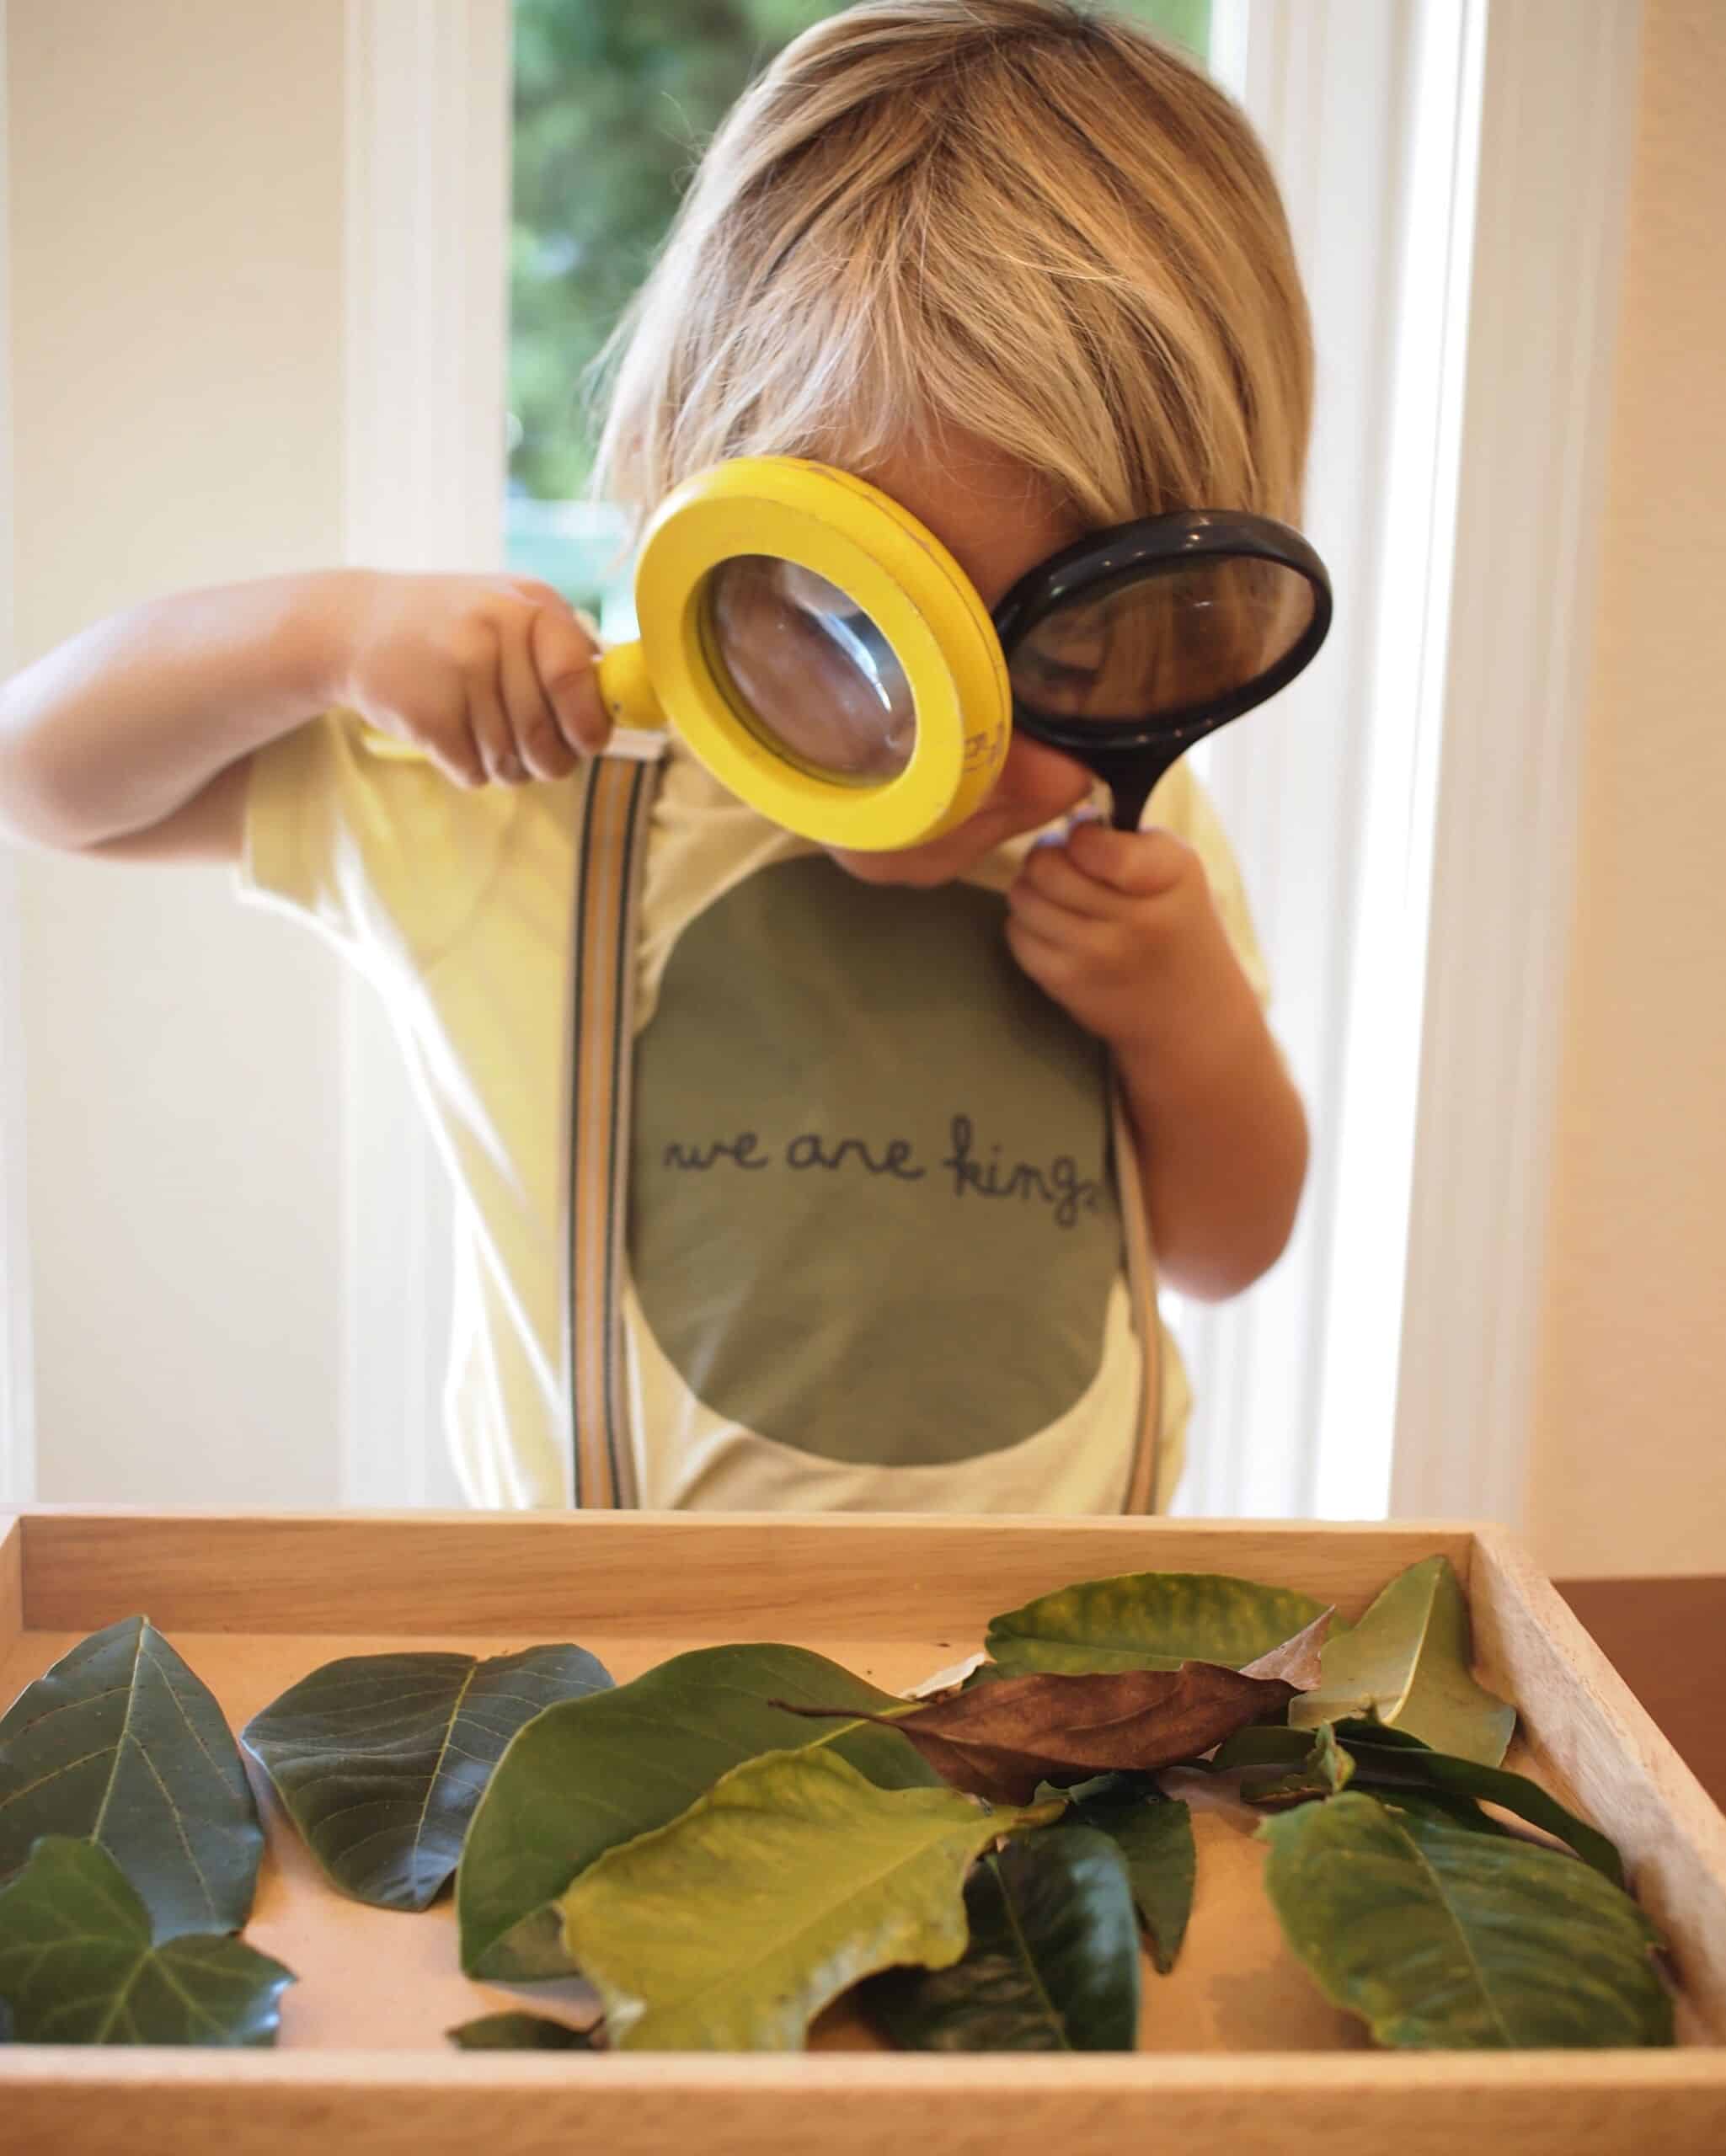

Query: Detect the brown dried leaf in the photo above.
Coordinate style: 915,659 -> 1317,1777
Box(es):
778,1648 -> 1317,1807
1238,1609 -> 1333,1689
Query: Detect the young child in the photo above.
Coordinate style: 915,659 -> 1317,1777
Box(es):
0,0 -> 1310,1516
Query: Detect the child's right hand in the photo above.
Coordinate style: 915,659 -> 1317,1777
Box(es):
334,570 -> 612,791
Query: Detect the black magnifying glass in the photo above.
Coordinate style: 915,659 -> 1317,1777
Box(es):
992,512 -> 1333,831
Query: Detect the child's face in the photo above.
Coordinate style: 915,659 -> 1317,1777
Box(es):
820,435 -> 1095,889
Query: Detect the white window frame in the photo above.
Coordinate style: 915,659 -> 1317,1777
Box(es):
332,0 -> 1639,1520
339,0 -> 510,1507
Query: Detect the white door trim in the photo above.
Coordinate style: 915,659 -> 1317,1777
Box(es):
339,0 -> 511,1507
1189,0 -> 1639,1527
1388,0 -> 1642,1522
0,0 -> 39,1507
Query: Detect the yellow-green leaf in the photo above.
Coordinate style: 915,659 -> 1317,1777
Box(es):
1290,1558 -> 1515,1764
457,1642 -> 935,1979
558,1748 -> 1055,2051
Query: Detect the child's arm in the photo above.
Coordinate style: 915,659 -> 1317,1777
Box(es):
0,571 -> 608,862
1004,820 -> 1308,1302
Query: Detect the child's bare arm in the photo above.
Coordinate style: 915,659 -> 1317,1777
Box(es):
1005,820 -> 1308,1301
0,570 -> 609,863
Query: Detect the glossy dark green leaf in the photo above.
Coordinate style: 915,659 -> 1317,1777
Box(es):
558,1748 -> 1056,2051
1290,1557 -> 1515,1765
864,1826 -> 1140,2050
0,1616 -> 262,1937
0,1838 -> 294,2046
1371,1787 -> 1519,1839
1230,1717 -> 1624,1886
457,1643 -> 939,1979
986,1571 -> 1334,1677
446,2010 -> 603,2051
1061,1782 -> 1194,1973
1260,1792 -> 1672,2049
1335,1733 -> 1622,1886
242,1643 -> 610,1913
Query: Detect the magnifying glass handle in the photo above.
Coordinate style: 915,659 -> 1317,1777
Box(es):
596,642 -> 670,755
353,641 -> 667,766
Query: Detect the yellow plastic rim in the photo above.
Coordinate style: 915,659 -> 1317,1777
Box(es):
630,458 -> 1011,849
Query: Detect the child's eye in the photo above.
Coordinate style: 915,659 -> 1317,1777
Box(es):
1015,651 -> 1103,706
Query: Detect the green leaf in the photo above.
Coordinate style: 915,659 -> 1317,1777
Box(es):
1328,1728 -> 1624,1887
446,2010 -> 603,2051
1259,1792 -> 1672,2049
986,1572 -> 1334,1677
1290,1558 -> 1515,1765
1371,1788 -> 1520,1839
1226,1716 -> 1619,1881
558,1748 -> 1055,2051
1062,1783 -> 1195,1973
242,1643 -> 610,1912
0,1616 -> 263,1937
863,1826 -> 1140,2050
457,1643 -> 938,1978
0,1838 -> 294,2046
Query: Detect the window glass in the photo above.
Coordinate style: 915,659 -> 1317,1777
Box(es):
507,1 -> 1210,621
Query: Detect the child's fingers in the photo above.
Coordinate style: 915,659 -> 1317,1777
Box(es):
1065,819 -> 1191,896
1006,878 -> 1126,963
461,623 -> 521,785
496,612 -> 578,782
530,600 -> 610,755
1017,836 -> 1130,920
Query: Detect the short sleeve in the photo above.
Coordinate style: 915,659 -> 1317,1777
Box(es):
1142,760 -> 1271,1008
238,712 -> 515,968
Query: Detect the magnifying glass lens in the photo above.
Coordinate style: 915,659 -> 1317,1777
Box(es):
1007,558 -> 1319,728
705,556 -> 916,780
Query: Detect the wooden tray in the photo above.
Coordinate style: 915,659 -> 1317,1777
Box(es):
1,1508 -> 1723,2153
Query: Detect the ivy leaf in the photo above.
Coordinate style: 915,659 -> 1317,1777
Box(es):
985,1571 -> 1335,1677
1290,1557 -> 1515,1764
558,1748 -> 1057,2052
781,1658 -> 1308,1805
242,1644 -> 610,1913
446,2010 -> 603,2051
0,1838 -> 294,2046
457,1643 -> 938,1980
1259,1792 -> 1672,2049
863,1826 -> 1139,2051
0,1616 -> 262,1938
1061,1780 -> 1195,1973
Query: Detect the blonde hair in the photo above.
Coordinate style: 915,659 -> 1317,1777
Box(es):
592,0 -> 1312,533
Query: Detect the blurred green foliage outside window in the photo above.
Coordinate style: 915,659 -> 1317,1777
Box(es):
507,0 -> 1211,613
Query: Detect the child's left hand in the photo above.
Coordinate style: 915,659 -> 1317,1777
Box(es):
1003,817 -> 1257,1061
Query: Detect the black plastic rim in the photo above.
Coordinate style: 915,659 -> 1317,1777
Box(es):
991,508 -> 1334,754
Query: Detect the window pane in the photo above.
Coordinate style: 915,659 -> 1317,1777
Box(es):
507,1 -> 1210,614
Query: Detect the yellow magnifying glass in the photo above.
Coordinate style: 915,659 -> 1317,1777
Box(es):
364,458 -> 1013,851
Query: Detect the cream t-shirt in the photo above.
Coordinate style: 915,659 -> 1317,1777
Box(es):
240,722 -> 1269,1513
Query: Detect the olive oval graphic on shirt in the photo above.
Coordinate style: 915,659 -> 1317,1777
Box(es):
628,853 -> 1124,1466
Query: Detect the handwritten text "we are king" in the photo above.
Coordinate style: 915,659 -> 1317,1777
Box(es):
661,1113 -> 1103,1231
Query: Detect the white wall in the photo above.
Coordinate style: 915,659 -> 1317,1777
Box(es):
8,2 -> 353,1505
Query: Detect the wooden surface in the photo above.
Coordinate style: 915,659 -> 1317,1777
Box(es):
1,1510 -> 1723,2156
1558,1577 -> 1726,1810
